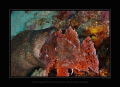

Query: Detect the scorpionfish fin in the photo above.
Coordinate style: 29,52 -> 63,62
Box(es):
80,36 -> 99,74
65,26 -> 80,48
75,61 -> 88,72
53,29 -> 65,38
73,69 -> 85,75
57,68 -> 69,76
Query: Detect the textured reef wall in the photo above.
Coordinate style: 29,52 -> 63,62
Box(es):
11,11 -> 58,39
11,10 -> 110,77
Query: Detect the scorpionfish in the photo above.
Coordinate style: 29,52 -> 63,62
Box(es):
39,26 -> 99,76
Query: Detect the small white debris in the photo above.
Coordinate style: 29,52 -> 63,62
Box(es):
46,54 -> 48,57
55,48 -> 57,51
91,52 -> 94,55
71,69 -> 73,75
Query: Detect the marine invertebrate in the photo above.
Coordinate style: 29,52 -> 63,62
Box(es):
99,68 -> 110,77
52,11 -> 76,29
39,27 -> 99,76
69,19 -> 80,31
80,20 -> 107,50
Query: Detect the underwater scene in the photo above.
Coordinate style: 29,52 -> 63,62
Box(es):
10,10 -> 110,77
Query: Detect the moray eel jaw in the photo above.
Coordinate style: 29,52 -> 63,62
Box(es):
11,27 -> 58,76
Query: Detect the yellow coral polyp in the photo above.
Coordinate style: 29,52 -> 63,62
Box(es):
88,24 -> 106,35
90,28 -> 98,35
91,36 -> 97,42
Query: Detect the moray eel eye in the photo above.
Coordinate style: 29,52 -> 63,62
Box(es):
45,32 -> 48,35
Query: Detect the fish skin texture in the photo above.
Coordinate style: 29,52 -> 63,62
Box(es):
11,27 -> 58,76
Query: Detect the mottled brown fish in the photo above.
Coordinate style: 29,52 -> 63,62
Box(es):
39,27 -> 99,76
11,27 -> 58,76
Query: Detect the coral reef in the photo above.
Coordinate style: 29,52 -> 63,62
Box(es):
99,68 -> 110,77
69,19 -> 80,31
82,21 -> 107,50
52,11 -> 76,30
11,11 -> 110,77
97,36 -> 110,70
51,11 -> 110,51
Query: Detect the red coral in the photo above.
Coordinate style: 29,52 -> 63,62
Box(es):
39,27 -> 99,76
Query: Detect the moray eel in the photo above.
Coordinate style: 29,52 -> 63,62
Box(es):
11,27 -> 58,76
